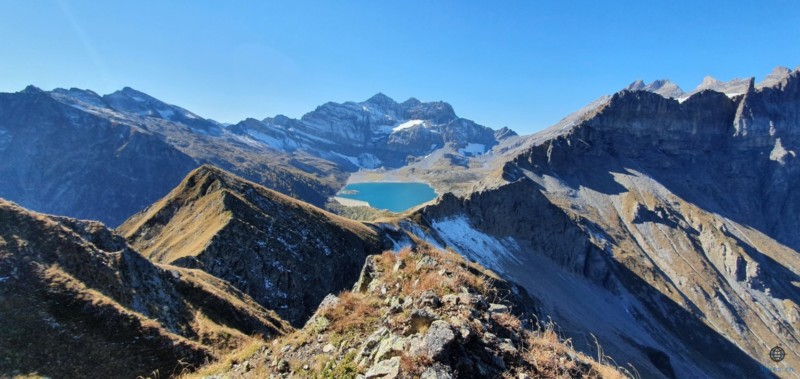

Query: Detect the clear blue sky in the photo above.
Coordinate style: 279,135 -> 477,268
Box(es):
2,1 -> 799,134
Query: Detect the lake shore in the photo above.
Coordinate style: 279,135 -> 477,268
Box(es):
332,196 -> 370,207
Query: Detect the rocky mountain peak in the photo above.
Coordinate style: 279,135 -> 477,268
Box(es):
364,92 -> 398,107
694,75 -> 753,97
401,97 -> 422,107
625,79 -> 646,90
698,75 -> 721,88
119,165 -> 385,326
21,85 -> 44,94
624,79 -> 685,98
758,65 -> 794,88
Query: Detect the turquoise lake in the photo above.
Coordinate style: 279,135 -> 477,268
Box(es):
337,182 -> 437,212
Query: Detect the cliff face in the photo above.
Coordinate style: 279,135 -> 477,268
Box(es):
413,71 -> 800,377
0,199 -> 291,378
119,165 -> 387,326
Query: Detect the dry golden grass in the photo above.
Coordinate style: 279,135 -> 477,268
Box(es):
399,353 -> 433,377
492,312 -> 522,332
522,323 -> 630,379
120,165 -> 380,264
319,292 -> 383,334
181,244 -> 630,379
179,338 -> 266,379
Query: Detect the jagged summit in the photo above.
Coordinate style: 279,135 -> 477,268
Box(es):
693,75 -> 753,97
624,79 -> 685,98
119,164 -> 384,326
21,84 -> 44,93
758,65 -> 794,88
620,66 -> 800,103
401,96 -> 422,106
364,92 -> 397,106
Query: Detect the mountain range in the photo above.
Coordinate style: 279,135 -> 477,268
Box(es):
0,65 -> 798,378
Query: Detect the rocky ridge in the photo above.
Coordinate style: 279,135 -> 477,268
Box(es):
408,67 -> 800,377
0,198 -> 292,378
119,165 -> 387,326
192,244 -> 628,379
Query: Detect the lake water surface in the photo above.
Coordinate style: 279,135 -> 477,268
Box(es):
337,182 -> 437,212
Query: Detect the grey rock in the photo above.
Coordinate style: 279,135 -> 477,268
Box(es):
423,320 -> 456,358
359,327 -> 390,361
421,363 -> 454,379
419,290 -> 441,308
488,303 -> 509,314
365,356 -> 400,379
374,335 -> 406,362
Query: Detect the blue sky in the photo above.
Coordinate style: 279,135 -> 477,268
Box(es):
2,1 -> 799,134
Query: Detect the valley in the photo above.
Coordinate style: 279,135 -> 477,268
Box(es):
0,65 -> 798,378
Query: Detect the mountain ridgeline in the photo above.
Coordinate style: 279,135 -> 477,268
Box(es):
0,66 -> 798,378
0,87 -> 513,226
118,165 -> 386,326
415,67 -> 800,377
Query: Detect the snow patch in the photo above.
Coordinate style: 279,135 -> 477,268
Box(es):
430,216 -> 522,274
458,143 -> 486,156
388,235 -> 413,252
393,119 -> 424,132
401,221 -> 444,250
330,151 -> 360,166
157,109 -> 175,120
248,130 -> 298,151
770,138 -> 796,164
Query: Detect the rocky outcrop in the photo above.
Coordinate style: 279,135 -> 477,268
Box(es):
205,245 -> 625,379
119,165 -> 386,326
625,79 -> 685,99
0,199 -> 291,378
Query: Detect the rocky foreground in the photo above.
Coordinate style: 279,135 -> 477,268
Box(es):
189,245 -> 627,379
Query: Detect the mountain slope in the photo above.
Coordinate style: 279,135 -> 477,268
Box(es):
187,244 -> 628,379
0,199 -> 291,378
408,68 -> 800,377
118,165 -> 387,326
0,86 -> 512,226
0,86 -> 199,227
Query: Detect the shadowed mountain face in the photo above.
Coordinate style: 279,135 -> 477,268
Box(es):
0,86 -> 341,227
0,87 -> 199,227
0,199 -> 291,378
0,87 -> 513,227
412,69 -> 800,377
118,165 -> 387,326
